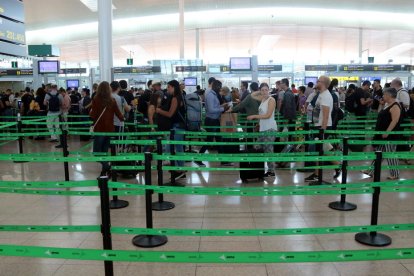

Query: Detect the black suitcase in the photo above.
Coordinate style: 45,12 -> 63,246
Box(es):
239,149 -> 265,183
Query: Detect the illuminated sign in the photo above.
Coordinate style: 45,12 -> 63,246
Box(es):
339,64 -> 411,72
0,0 -> 25,23
258,65 -> 283,72
175,66 -> 207,72
114,66 -> 161,74
0,69 -> 33,76
305,65 -> 337,71
60,68 -> 87,74
0,17 -> 25,44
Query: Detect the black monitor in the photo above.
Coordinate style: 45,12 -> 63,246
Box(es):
38,60 -> 59,74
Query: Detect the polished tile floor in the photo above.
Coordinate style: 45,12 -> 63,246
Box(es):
0,137 -> 413,275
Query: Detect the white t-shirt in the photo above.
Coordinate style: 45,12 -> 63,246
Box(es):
112,93 -> 125,127
315,90 -> 333,127
397,88 -> 410,110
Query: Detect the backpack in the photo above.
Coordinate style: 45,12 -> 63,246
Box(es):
180,93 -> 202,131
407,97 -> 414,119
330,92 -> 344,126
345,92 -> 358,113
48,93 -> 60,112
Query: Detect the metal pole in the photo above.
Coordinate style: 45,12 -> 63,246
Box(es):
62,130 -> 70,181
109,144 -> 129,209
14,113 -> 29,163
132,152 -> 168,248
152,137 -> 175,211
329,137 -> 357,211
179,0 -> 185,59
355,151 -> 392,246
98,176 -> 114,276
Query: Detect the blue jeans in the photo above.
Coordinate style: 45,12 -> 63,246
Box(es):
166,123 -> 185,167
93,135 -> 111,172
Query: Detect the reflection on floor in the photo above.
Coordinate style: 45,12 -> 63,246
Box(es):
0,137 -> 413,276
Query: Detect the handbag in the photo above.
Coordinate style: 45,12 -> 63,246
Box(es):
90,107 -> 107,133
220,113 -> 237,133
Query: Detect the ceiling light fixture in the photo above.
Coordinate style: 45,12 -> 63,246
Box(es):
79,0 -> 116,12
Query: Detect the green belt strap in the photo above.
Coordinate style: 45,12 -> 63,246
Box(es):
0,244 -> 413,263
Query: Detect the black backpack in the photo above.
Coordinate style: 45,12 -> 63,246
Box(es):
345,93 -> 357,113
48,93 -> 60,112
407,97 -> 414,119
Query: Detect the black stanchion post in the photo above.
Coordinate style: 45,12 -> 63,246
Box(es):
132,152 -> 168,248
355,151 -> 392,246
152,137 -> 175,211
169,129 -> 179,186
62,130 -> 70,181
14,113 -> 29,163
109,144 -> 129,209
329,137 -> 357,211
98,176 -> 114,276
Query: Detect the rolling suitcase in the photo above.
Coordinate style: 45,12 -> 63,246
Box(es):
239,148 -> 265,183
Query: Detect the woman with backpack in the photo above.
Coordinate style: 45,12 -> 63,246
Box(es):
156,80 -> 187,181
90,81 -> 124,177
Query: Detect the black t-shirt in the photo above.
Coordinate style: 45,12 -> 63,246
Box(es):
1,94 -> 11,109
35,94 -> 47,111
372,88 -> 383,110
354,88 -> 370,116
119,90 -> 134,105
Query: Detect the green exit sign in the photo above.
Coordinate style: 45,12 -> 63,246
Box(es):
11,61 -> 18,68
127,58 -> 133,65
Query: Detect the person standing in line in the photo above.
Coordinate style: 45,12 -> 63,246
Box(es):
371,79 -> 383,112
248,83 -> 277,178
304,82 -> 314,98
44,85 -> 63,143
391,78 -> 410,111
305,76 -> 341,182
156,80 -> 187,181
55,88 -> 71,148
354,81 -> 373,119
297,86 -> 307,114
280,78 -> 297,139
240,81 -> 250,102
90,81 -> 124,176
196,78 -> 229,167
363,88 -> 402,180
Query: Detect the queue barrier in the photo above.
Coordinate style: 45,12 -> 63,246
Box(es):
0,134 -> 414,275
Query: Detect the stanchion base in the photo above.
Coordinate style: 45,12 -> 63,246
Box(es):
152,201 -> 175,211
110,199 -> 129,209
132,235 -> 168,248
329,201 -> 357,211
13,161 -> 29,163
355,232 -> 392,247
309,180 -> 331,186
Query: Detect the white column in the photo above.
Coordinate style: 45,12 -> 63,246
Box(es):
32,58 -> 42,89
251,55 -> 259,83
179,0 -> 185,59
358,28 -> 363,64
98,0 -> 113,82
195,28 -> 200,59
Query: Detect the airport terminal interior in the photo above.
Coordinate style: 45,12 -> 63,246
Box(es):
1,0 -> 414,275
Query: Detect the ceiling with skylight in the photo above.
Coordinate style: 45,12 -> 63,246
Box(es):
23,0 -> 414,66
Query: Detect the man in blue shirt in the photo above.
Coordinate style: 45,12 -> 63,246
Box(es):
196,78 -> 229,166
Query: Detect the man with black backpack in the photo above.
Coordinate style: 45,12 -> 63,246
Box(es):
44,84 -> 63,142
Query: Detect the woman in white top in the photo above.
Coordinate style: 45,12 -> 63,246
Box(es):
248,83 -> 277,177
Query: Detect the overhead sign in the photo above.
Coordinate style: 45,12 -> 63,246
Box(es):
0,69 -> 33,76
258,65 -> 283,72
175,66 -> 207,72
113,66 -> 162,74
339,64 -> 411,72
0,17 -> 26,44
0,0 -> 25,23
59,68 -> 87,74
220,65 -> 230,72
305,65 -> 337,71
